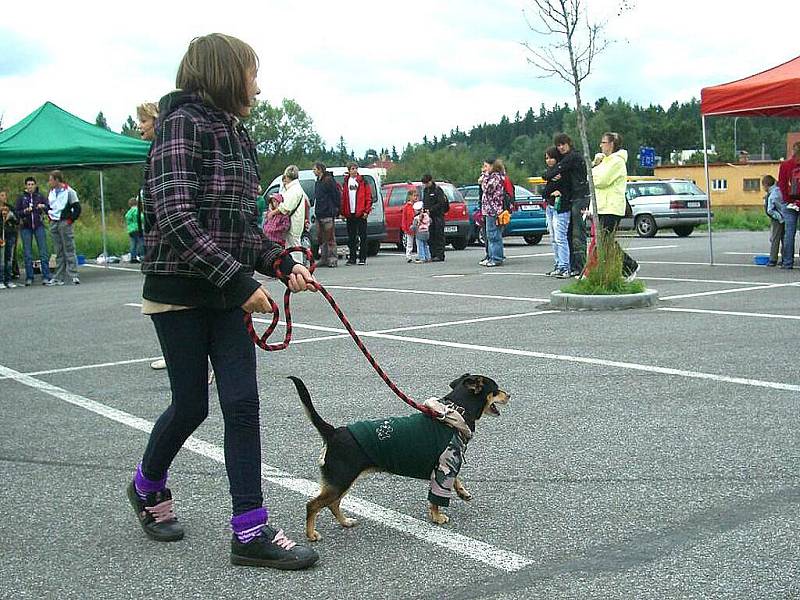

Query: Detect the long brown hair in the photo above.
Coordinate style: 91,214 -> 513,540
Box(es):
176,33 -> 258,116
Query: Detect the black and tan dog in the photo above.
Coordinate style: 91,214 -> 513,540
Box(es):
289,374 -> 510,541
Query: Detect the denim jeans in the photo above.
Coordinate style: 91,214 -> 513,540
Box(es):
417,235 -> 431,261
20,225 -> 51,282
128,232 -> 144,260
485,215 -> 504,263
141,307 -> 263,515
781,205 -> 798,267
1,232 -> 15,284
546,206 -> 571,272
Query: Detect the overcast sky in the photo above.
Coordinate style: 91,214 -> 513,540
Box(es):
1,0 -> 798,155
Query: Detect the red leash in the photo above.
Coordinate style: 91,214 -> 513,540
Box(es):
243,247 -> 440,419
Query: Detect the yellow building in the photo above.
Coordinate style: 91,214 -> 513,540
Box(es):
654,161 -> 780,208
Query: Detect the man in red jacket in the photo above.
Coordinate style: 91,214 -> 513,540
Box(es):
340,163 -> 372,265
777,142 -> 800,269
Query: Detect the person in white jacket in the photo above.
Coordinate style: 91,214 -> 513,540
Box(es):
278,165 -> 309,264
591,132 -> 639,281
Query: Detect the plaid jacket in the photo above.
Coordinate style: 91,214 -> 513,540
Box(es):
142,91 -> 293,309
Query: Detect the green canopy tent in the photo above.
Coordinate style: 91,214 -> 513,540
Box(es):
0,101 -> 151,262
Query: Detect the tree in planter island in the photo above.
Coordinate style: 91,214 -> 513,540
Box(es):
523,0 -> 639,288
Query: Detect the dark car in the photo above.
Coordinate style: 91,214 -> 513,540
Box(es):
381,182 -> 471,250
458,184 -> 548,245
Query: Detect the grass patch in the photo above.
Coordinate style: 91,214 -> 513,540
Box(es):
698,208 -> 770,231
561,228 -> 646,295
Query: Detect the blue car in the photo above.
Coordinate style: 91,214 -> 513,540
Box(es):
457,184 -> 548,245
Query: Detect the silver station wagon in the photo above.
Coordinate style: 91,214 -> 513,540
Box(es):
620,179 -> 712,238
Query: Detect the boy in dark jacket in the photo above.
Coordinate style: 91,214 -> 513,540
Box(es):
553,133 -> 589,275
14,177 -> 53,285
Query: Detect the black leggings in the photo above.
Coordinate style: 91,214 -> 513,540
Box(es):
598,214 -> 638,276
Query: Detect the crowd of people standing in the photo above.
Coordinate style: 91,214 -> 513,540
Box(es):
0,172 -> 82,289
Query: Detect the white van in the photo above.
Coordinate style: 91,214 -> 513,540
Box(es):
265,167 -> 386,256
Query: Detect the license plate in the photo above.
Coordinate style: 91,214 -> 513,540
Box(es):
444,226 -> 458,233
687,202 -> 700,208
520,204 -> 540,211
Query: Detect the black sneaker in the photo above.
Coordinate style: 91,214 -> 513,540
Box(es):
127,481 -> 184,542
231,524 -> 319,570
357,259 -> 366,266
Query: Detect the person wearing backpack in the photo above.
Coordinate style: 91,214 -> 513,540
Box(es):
777,141 -> 800,269
46,170 -> 82,286
422,174 -> 448,262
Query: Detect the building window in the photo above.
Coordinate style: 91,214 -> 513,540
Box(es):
711,179 -> 728,191
743,178 -> 761,192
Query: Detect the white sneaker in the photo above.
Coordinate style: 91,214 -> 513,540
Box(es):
150,358 -> 167,370
0,283 -> 6,289
72,277 -> 80,285
479,259 -> 489,266
6,282 -> 16,288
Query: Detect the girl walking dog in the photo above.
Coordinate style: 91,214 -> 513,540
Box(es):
128,33 -> 319,570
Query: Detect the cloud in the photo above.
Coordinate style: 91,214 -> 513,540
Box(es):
1,0 -> 799,156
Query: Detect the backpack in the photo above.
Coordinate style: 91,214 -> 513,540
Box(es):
502,176 -> 515,212
790,165 -> 800,201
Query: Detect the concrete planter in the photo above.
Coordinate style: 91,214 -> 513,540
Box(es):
550,288 -> 659,311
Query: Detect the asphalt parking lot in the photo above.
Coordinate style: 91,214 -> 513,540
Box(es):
1,230 -> 798,599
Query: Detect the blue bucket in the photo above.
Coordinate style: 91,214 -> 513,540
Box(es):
753,255 -> 770,265
77,254 -> 86,266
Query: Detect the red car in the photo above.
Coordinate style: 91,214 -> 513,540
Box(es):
381,182 -> 471,250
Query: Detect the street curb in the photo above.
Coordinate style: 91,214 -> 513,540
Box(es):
549,288 -> 659,311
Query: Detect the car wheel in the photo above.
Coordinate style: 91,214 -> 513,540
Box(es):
523,233 -> 543,245
635,214 -> 658,238
477,228 -> 486,246
450,236 -> 468,251
367,240 -> 380,256
673,225 -> 694,237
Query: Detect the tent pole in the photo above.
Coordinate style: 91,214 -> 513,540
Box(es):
99,170 -> 108,268
701,115 -> 714,265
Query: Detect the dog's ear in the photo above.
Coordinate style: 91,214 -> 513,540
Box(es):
463,375 -> 485,395
449,373 -> 471,389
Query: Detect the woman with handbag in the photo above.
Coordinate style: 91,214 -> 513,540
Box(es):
591,131 -> 639,281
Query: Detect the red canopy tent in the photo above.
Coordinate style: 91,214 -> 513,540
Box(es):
699,55 -> 800,263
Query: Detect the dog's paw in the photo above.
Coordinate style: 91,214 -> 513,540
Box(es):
428,509 -> 450,525
340,517 -> 358,528
307,529 -> 323,542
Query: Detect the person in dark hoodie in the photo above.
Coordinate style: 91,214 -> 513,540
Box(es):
14,177 -> 53,286
552,133 -> 589,276
127,33 -> 319,570
313,161 -> 339,267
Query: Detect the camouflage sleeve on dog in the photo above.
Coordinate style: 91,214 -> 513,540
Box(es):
428,433 -> 466,507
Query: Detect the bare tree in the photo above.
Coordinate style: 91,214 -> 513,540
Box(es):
523,0 -> 634,226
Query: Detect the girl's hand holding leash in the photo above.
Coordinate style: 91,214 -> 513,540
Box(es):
287,264 -> 317,293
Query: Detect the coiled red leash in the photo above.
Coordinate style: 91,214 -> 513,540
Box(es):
243,247 -> 440,419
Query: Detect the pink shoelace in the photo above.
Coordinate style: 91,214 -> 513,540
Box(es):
270,529 -> 297,550
145,499 -> 177,523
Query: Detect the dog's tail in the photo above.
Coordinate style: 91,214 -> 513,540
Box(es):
288,376 -> 336,439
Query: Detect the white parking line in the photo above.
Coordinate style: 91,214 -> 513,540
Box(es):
507,244 -> 679,259
661,283 -> 797,300
724,252 -> 800,257
354,333 -> 800,393
481,272 -> 779,286
0,357 -> 163,381
659,307 -> 800,321
0,363 -> 534,573
323,285 -> 548,303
